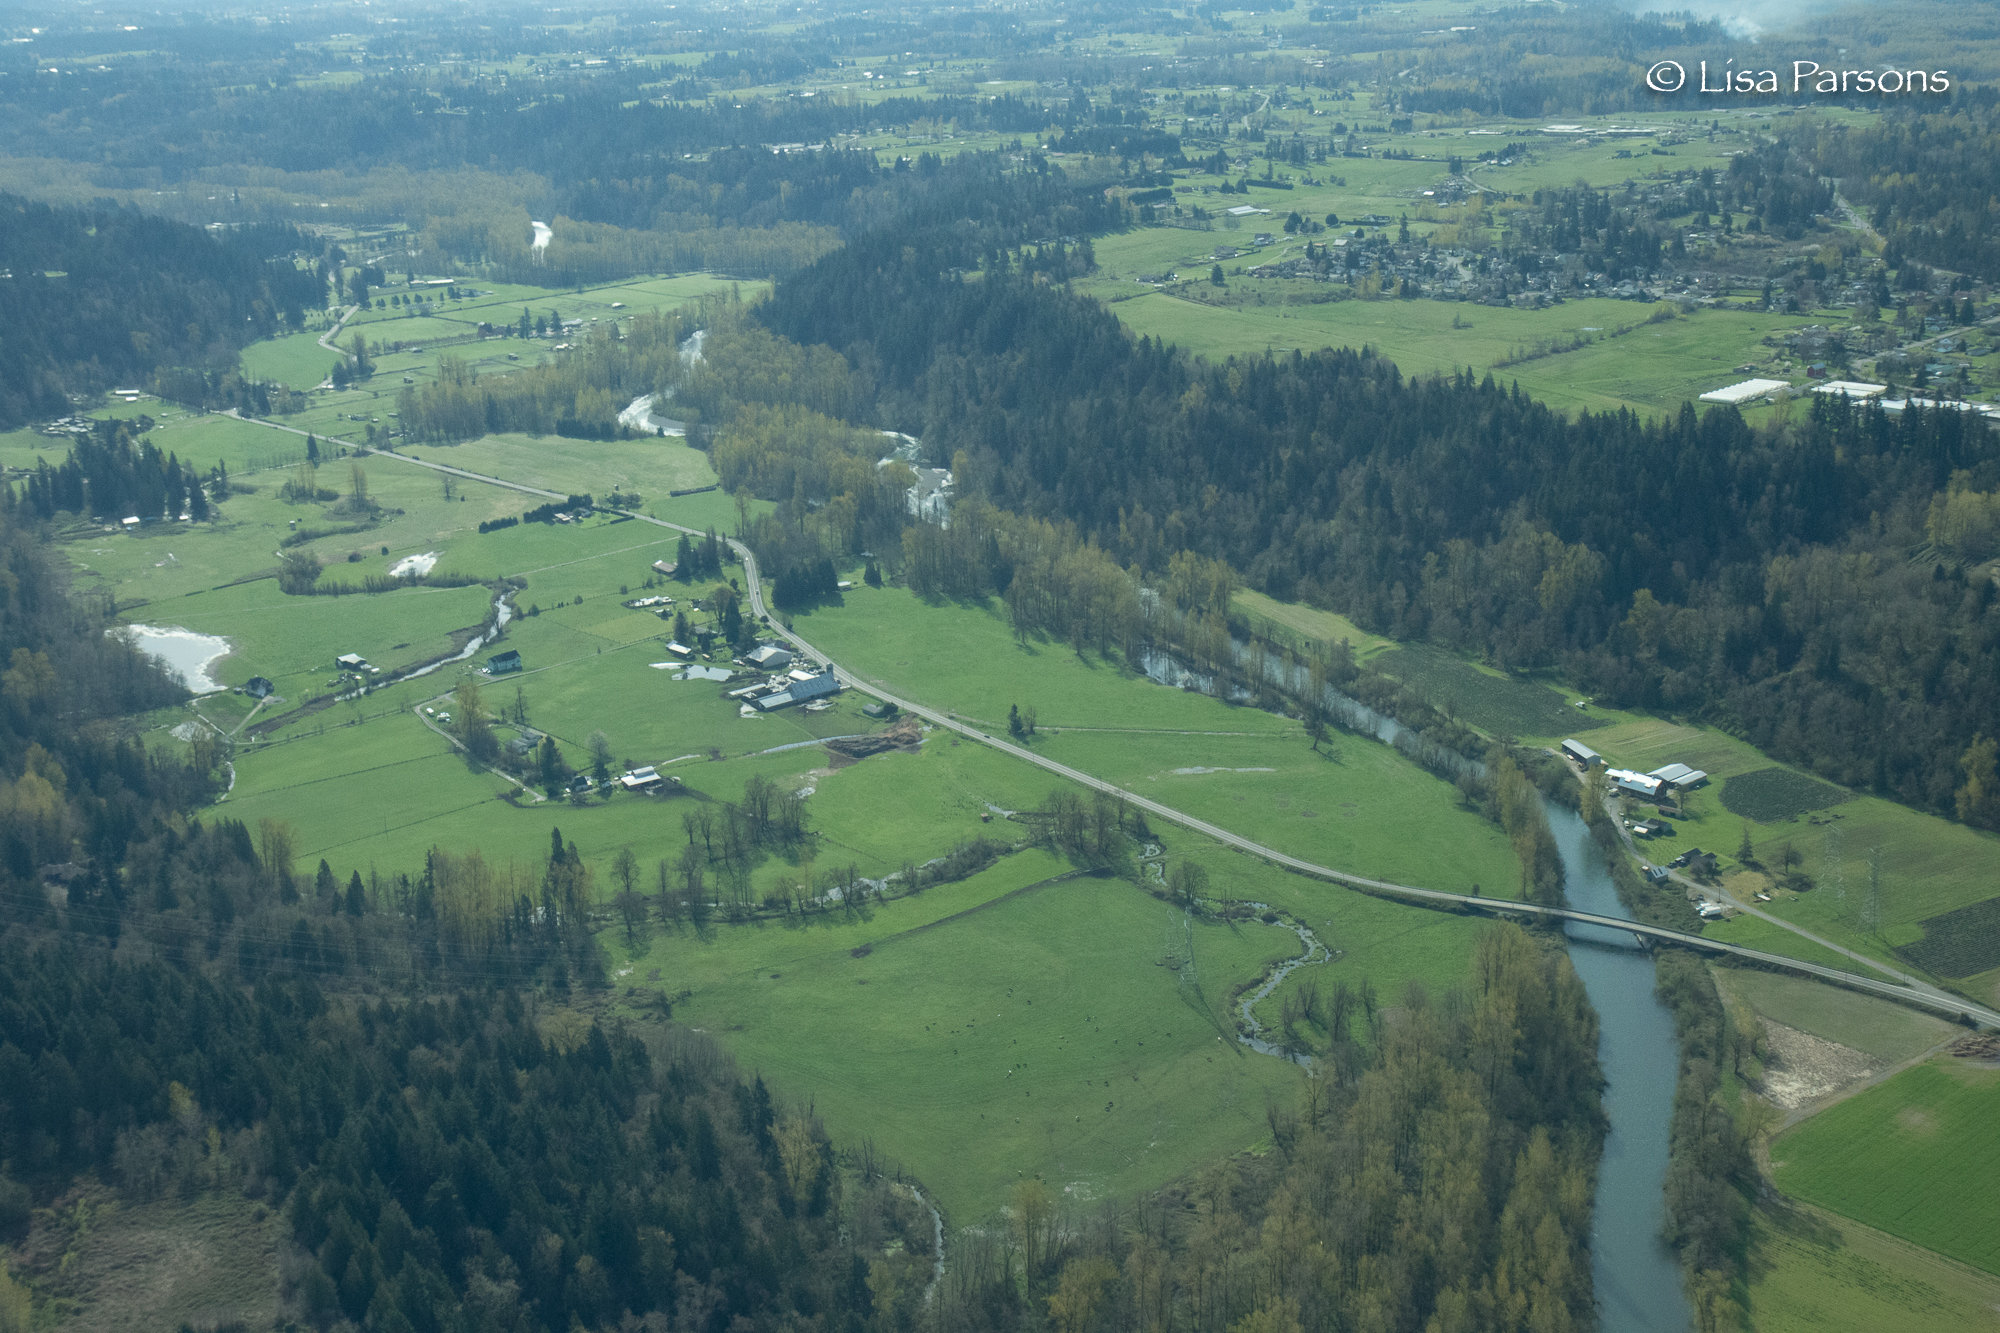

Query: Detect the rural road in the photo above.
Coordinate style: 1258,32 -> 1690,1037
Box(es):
1611,816 -> 1969,1014
226,414 -> 2000,1029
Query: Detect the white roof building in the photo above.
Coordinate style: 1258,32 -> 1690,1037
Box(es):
1606,768 -> 1665,799
1698,378 -> 1790,405
1811,380 -> 1887,400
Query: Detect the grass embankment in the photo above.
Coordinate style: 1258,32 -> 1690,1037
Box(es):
1742,1199 -> 2000,1333
1772,1058 -> 2000,1276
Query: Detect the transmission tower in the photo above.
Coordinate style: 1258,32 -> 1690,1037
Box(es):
1861,845 -> 1884,934
1823,822 -> 1845,917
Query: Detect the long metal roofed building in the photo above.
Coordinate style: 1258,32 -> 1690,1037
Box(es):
752,669 -> 839,711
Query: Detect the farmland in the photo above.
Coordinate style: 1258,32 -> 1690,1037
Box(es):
607,845 -> 1431,1223
1772,1058 -> 2000,1275
1742,1199 -> 2000,1333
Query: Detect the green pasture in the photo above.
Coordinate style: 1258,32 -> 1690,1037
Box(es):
1233,588 -> 1397,662
1574,715 -> 2000,980
611,851 -> 1309,1222
1773,1058 -> 2000,1275
1708,963 -> 1954,1063
1743,1199 -> 2000,1333
424,433 -> 722,508
131,580 -> 495,694
1041,729 -> 1521,898
1102,284 -> 1819,420
239,332 -> 343,390
793,586 -> 1292,736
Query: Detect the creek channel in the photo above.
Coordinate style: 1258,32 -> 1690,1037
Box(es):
1143,647 -> 1691,1330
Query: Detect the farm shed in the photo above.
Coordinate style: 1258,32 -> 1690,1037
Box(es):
1561,739 -> 1602,766
336,653 -> 368,671
1648,763 -> 1709,790
745,644 -> 794,671
752,669 -> 839,711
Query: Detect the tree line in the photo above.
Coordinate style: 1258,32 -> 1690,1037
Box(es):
0,194 -> 323,428
754,210 -> 2000,826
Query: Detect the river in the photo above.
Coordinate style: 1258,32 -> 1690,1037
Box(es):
1139,645 -> 1692,1329
1546,801 -> 1692,1333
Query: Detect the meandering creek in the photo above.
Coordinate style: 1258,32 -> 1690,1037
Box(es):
1145,647 -> 1692,1330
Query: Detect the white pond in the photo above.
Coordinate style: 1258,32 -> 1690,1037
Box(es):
388,551 -> 440,578
119,625 -> 232,693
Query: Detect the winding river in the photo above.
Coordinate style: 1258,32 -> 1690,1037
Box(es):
1147,648 -> 1692,1330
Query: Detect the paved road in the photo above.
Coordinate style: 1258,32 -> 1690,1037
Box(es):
222,416 -> 2000,1029
1613,816 -> 1969,1012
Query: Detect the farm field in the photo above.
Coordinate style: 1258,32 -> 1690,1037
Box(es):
1100,283 -> 1826,420
1708,963 -> 1954,1063
1772,1058 -> 2000,1276
238,331 -> 345,389
1375,643 -> 1601,739
792,586 -> 1293,736
612,848 -> 1310,1223
1742,1199 -> 2000,1333
1233,588 -> 1396,662
1036,727 -> 1521,898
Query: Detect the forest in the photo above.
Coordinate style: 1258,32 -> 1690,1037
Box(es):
732,209 -> 2000,824
0,195 -> 323,427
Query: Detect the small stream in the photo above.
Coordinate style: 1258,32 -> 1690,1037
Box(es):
400,587 -> 515,683
1233,912 -> 1333,1064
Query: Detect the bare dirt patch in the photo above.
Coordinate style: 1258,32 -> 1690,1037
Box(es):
1894,1105 -> 1936,1135
1760,1020 -> 1880,1110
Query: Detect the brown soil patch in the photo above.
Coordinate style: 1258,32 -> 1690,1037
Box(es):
1759,1020 -> 1880,1110
825,716 -> 924,760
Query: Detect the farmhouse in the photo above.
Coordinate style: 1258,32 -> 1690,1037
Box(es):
1560,739 -> 1602,767
487,649 -> 523,675
752,669 -> 839,711
244,676 -> 274,699
745,644 -> 794,671
336,653 -> 368,671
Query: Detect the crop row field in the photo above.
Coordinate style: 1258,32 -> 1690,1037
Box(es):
1773,1057 -> 2000,1277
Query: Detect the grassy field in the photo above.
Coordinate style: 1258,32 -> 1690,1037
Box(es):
1375,644 -> 1602,739
1102,286 -> 1825,420
1233,588 -> 1396,662
1743,1198 -> 2000,1333
793,587 -> 1294,736
238,331 -> 341,389
611,849 -> 1305,1222
1772,1058 -> 2000,1275
1038,728 -> 1520,898
1709,964 -> 1954,1063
